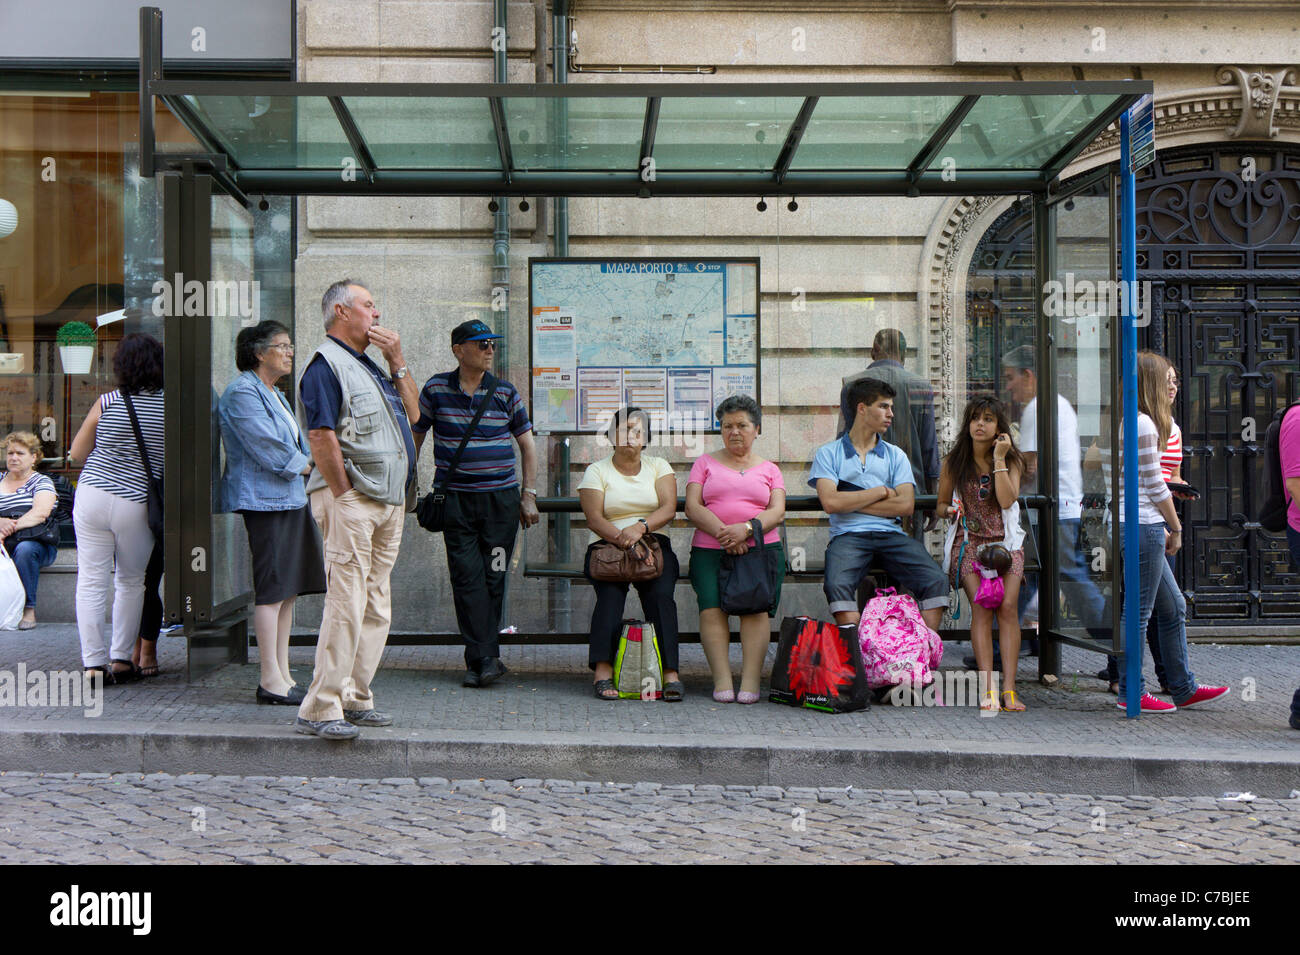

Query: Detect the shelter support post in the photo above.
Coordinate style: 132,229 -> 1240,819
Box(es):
1119,112 -> 1142,717
1034,193 -> 1061,681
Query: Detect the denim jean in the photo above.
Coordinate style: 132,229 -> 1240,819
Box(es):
9,539 -> 56,609
1287,527 -> 1300,726
1117,522 -> 1196,703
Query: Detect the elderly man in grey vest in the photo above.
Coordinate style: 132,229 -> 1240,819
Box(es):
294,279 -> 419,740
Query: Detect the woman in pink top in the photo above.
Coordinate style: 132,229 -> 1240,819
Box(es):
685,395 -> 786,703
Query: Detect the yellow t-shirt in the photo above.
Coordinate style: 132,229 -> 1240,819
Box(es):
577,454 -> 675,544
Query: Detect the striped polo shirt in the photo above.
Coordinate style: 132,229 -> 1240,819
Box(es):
412,370 -> 532,492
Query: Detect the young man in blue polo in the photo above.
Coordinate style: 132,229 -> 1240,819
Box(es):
809,377 -> 949,631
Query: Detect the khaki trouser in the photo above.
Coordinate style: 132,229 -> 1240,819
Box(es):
298,488 -> 403,722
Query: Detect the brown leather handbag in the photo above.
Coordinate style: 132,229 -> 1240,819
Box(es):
588,535 -> 664,582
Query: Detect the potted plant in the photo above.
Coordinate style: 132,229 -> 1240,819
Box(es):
56,321 -> 96,374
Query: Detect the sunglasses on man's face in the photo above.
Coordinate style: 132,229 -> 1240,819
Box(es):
472,340 -> 496,351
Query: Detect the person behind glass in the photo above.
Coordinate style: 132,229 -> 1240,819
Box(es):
0,432 -> 58,630
936,395 -> 1026,712
67,333 -> 164,683
578,407 -> 682,701
1115,352 -> 1229,713
219,320 -> 327,706
1105,353 -> 1184,694
685,395 -> 786,704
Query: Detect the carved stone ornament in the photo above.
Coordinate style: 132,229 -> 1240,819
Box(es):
1219,67 -> 1299,139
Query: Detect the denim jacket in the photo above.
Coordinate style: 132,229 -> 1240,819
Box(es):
218,371 -> 310,512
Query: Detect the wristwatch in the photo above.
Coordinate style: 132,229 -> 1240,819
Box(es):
638,518 -> 650,530
393,366 -> 409,379
522,487 -> 538,497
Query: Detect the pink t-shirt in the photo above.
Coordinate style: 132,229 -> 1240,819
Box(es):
1280,406 -> 1300,532
687,453 -> 785,549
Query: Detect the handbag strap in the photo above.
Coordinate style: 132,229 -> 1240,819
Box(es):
120,391 -> 158,485
436,373 -> 500,492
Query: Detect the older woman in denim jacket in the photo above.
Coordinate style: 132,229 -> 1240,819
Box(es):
218,320 -> 326,705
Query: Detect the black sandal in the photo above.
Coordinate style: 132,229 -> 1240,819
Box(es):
593,678 -> 619,701
663,680 -> 685,702
108,660 -> 141,684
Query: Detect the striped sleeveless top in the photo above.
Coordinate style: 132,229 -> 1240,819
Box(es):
78,390 -> 165,503
1160,421 -> 1182,482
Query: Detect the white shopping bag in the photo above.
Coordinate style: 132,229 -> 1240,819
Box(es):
0,547 -> 25,630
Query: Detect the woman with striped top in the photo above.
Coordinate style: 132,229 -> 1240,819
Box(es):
1114,352 -> 1227,713
0,431 -> 59,628
1106,354 -> 1185,694
68,333 -> 165,682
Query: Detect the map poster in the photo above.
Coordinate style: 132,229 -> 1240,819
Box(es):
667,368 -> 714,433
622,368 -> 669,432
577,368 -> 623,431
530,257 -> 760,433
713,367 -> 757,425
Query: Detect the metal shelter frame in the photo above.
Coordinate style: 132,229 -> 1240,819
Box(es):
135,7 -> 1154,715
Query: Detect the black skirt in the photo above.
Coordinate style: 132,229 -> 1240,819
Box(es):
241,505 -> 327,605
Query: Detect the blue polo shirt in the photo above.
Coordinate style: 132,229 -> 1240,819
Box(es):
807,433 -> 913,537
299,335 -> 417,488
412,370 -> 532,493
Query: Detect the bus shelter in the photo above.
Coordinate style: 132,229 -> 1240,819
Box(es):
134,8 -> 1156,713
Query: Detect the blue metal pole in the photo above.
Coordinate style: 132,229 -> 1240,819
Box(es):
1120,111 -> 1141,718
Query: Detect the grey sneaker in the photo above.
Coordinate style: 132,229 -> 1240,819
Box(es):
343,709 -> 393,727
294,716 -> 360,740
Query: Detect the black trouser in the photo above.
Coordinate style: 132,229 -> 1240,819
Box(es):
138,538 -> 164,644
583,535 -> 680,672
442,488 -> 519,667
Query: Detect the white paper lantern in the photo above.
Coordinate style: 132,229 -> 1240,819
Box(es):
0,199 -> 16,239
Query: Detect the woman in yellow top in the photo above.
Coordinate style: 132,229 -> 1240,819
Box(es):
578,407 -> 682,701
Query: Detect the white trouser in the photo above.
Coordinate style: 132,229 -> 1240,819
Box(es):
73,483 -> 155,668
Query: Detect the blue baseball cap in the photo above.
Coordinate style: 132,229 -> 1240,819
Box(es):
452,320 -> 503,345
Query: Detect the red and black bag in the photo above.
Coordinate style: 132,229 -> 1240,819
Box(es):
768,616 -> 869,713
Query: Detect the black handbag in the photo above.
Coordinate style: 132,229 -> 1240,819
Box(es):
416,375 -> 500,533
121,391 -> 164,541
0,507 -> 59,550
718,516 -> 781,616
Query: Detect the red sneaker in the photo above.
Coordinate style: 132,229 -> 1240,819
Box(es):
1115,693 -> 1176,713
1177,685 -> 1230,709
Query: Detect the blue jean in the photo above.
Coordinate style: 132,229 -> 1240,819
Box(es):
824,530 -> 949,615
1287,527 -> 1300,726
8,540 -> 56,609
1117,523 -> 1196,703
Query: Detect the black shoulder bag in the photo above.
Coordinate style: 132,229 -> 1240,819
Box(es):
718,516 -> 781,616
416,374 -> 500,533
122,392 -> 165,541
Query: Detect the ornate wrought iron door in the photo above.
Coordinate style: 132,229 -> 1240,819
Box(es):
1138,145 -> 1300,623
968,145 -> 1300,624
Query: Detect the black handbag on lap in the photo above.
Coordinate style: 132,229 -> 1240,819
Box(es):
416,375 -> 500,533
718,517 -> 780,615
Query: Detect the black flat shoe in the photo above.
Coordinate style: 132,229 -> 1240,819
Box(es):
256,685 -> 303,706
477,657 -> 508,687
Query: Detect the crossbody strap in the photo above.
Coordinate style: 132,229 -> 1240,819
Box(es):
437,374 -> 500,491
120,391 -> 158,484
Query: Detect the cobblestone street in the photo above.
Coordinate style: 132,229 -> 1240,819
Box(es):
2,772 -> 1297,864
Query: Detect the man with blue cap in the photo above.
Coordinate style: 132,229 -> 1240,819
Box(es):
413,319 -> 539,687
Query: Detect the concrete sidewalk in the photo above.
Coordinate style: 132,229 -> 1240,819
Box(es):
2,625 -> 1298,795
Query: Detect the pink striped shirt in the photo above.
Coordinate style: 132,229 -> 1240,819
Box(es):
1160,421 -> 1182,482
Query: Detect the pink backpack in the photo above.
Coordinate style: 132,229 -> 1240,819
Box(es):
857,587 -> 944,690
